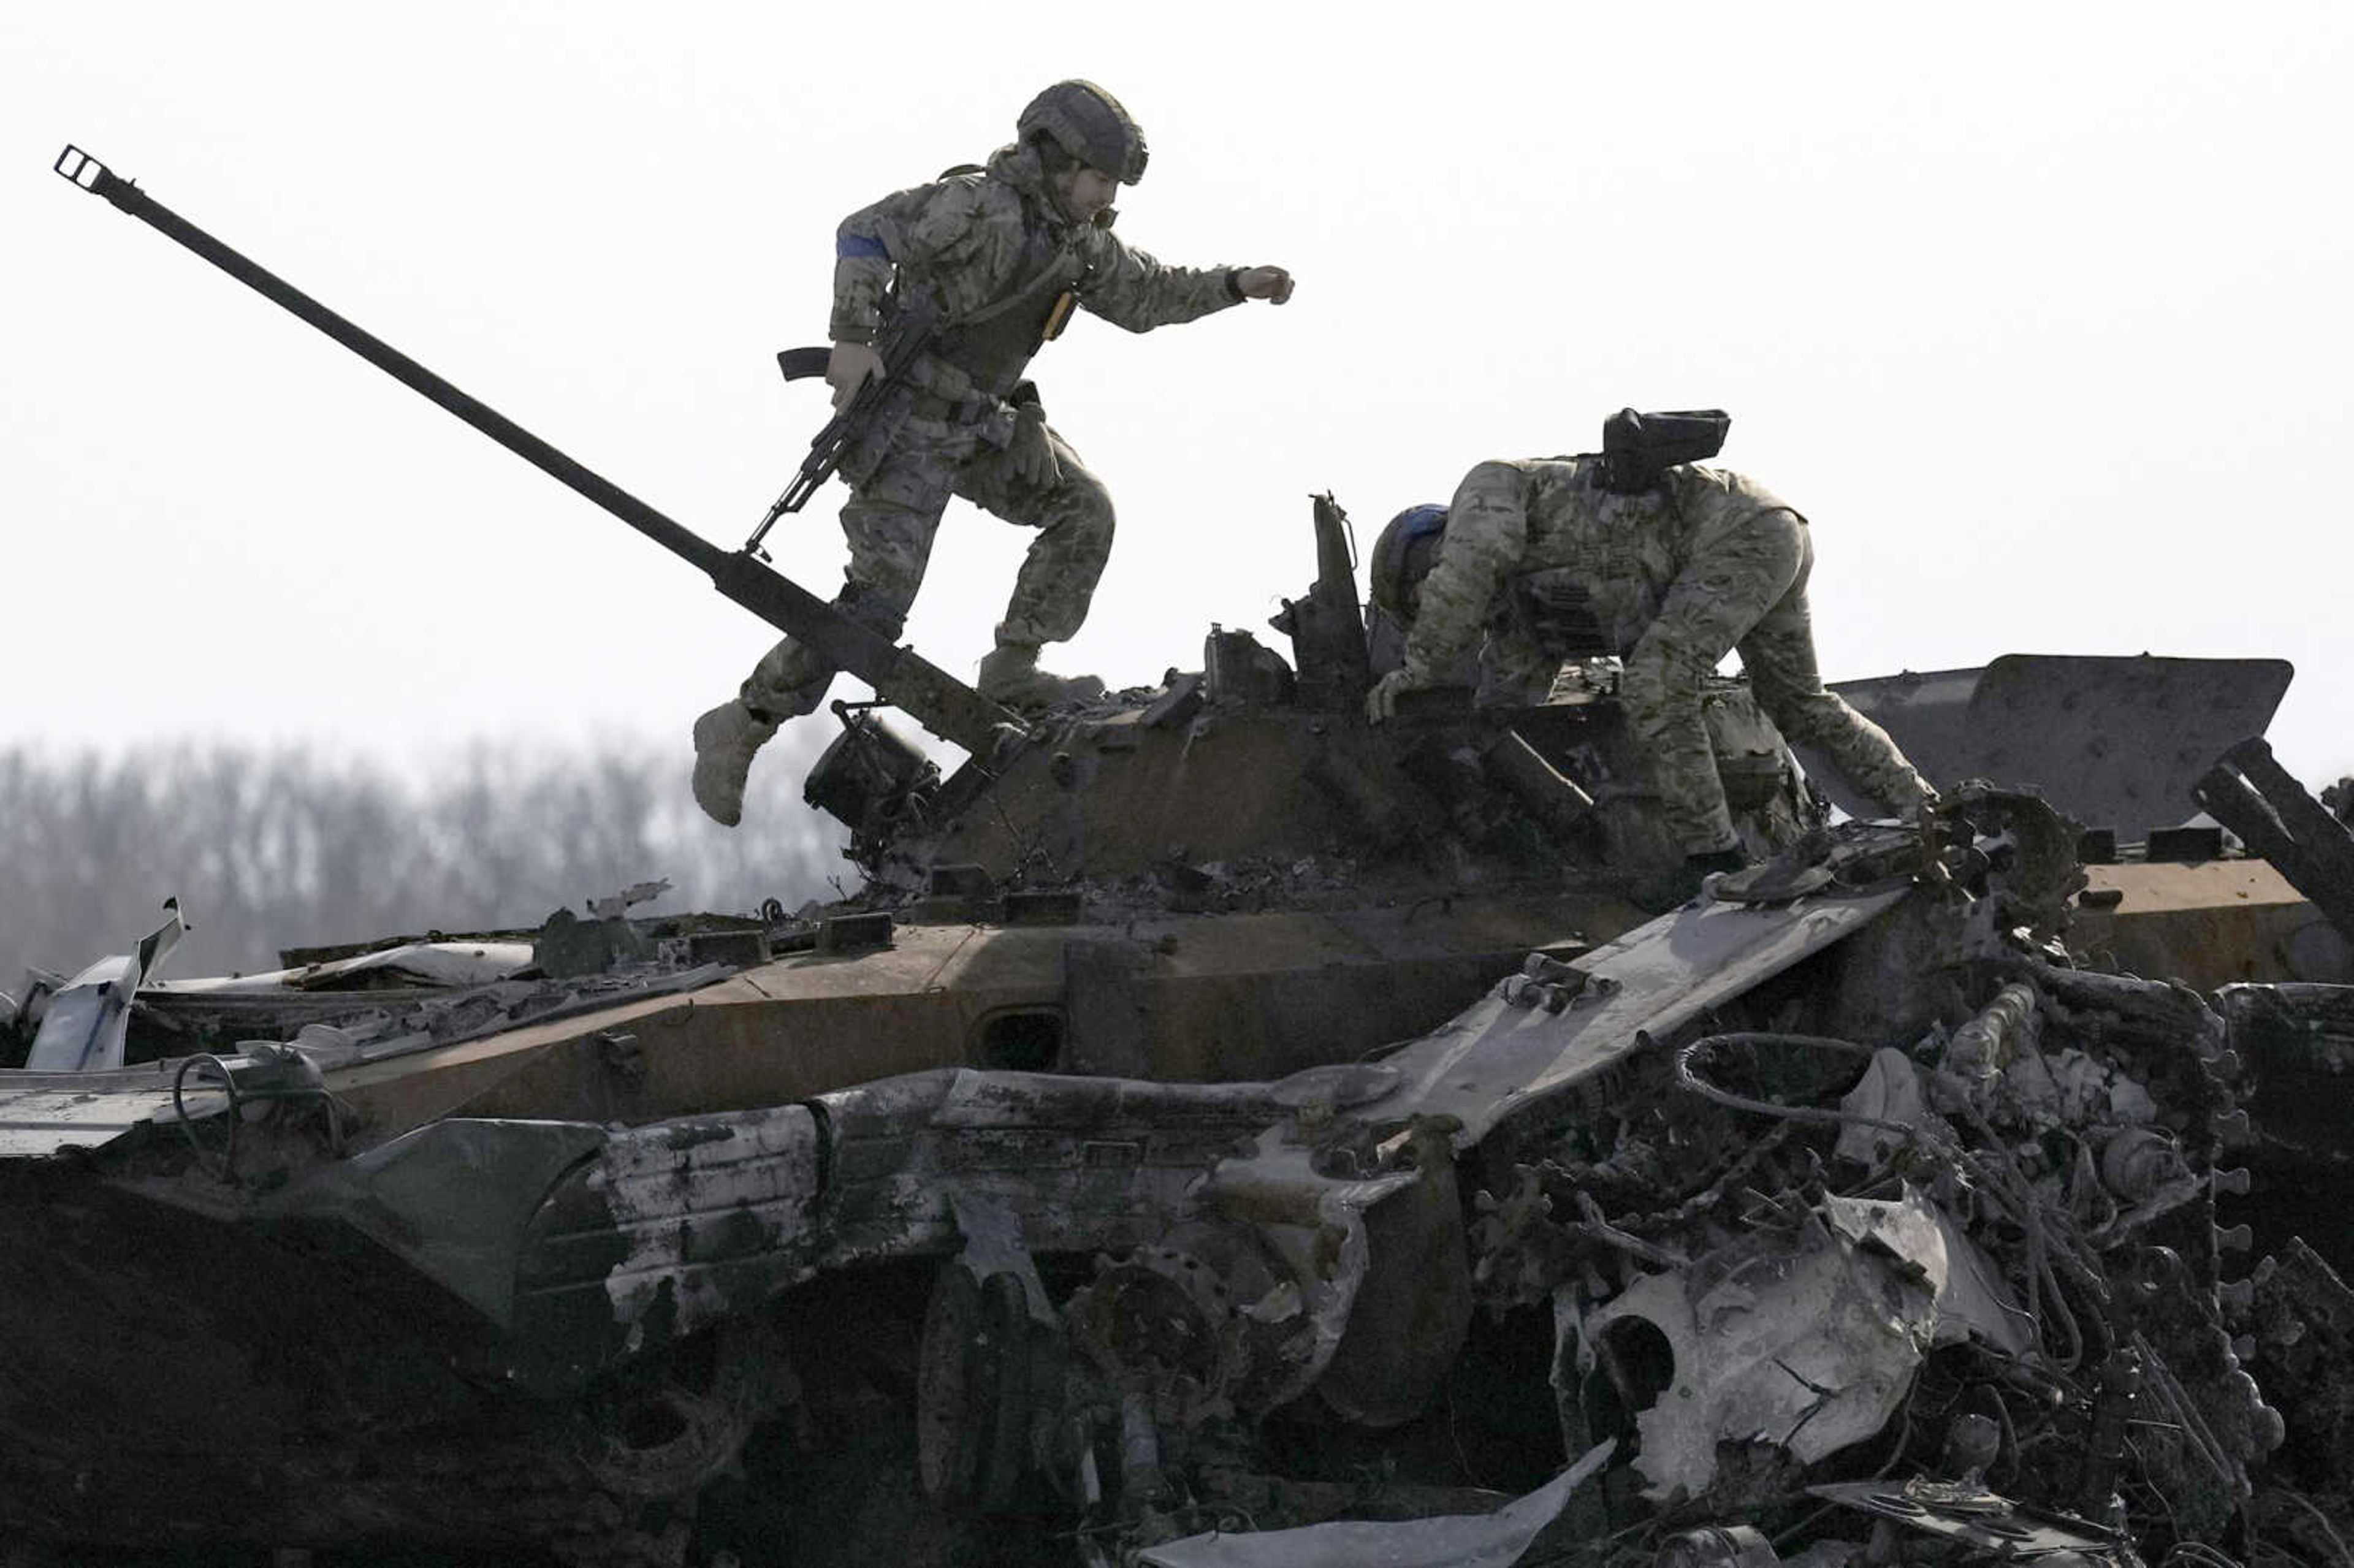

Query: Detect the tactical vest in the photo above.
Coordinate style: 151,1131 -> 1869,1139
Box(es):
931,223 -> 1084,397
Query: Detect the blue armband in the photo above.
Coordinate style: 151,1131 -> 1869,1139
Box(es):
836,232 -> 889,260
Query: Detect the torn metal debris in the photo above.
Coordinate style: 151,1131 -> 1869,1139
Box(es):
7,740 -> 2349,1568
1138,1439 -> 1616,1568
21,896 -> 185,1072
10,508 -> 2354,1568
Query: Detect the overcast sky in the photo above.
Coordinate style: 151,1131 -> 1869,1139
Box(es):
7,4 -> 2353,817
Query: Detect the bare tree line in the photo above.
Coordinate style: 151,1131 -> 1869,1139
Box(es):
0,737 -> 844,989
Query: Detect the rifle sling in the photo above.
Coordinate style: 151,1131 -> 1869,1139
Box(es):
957,241 -> 1083,329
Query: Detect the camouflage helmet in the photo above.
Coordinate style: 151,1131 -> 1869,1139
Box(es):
1369,504 -> 1450,621
1017,80 -> 1149,185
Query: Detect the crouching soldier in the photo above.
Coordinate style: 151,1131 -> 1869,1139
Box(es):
1365,428 -> 1935,891
693,80 -> 1295,824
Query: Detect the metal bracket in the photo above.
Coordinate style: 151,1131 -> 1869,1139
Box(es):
54,145 -> 140,212
54,144 -> 105,188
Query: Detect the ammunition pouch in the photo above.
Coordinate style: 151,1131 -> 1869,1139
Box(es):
1702,683 -> 1793,811
1601,408 -> 1730,495
905,386 -> 1009,441
905,352 -> 980,405
844,356 -> 1019,477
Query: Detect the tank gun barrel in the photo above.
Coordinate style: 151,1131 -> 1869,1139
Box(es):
51,146 -> 1019,758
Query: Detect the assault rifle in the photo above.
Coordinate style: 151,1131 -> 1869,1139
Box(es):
54,146 -> 1021,758
745,302 -> 940,557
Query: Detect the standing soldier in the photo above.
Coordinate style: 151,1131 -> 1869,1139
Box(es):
1365,448 -> 1935,891
693,80 -> 1295,825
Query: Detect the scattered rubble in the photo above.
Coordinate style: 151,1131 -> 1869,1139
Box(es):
11,774 -> 2353,1568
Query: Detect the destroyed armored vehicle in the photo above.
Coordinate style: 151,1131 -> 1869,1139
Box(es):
13,148 -> 2354,1568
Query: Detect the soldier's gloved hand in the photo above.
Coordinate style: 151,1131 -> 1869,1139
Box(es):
1233,266 -> 1295,304
1009,402 -> 1061,487
826,341 -> 885,409
1365,668 -> 1419,725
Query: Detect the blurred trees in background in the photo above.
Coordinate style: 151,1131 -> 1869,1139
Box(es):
0,736 -> 842,988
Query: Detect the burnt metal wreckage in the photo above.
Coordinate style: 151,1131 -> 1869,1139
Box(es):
15,147 -> 2354,1568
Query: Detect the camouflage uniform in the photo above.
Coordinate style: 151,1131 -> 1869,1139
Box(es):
1401,457 -> 1933,855
742,140 -> 1243,718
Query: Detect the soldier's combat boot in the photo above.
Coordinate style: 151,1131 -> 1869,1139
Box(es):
691,698 -> 779,827
977,643 -> 1105,711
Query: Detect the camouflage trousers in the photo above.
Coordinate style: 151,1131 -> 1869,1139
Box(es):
1487,510 -> 1933,854
743,413 -> 1114,718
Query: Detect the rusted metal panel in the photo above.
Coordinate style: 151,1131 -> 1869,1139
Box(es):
314,901 -> 1622,1140
1373,884 -> 1910,1148
327,988 -> 739,1132
0,1060 -> 237,1159
0,1080 -> 193,1158
512,1107 -> 823,1387
813,1068 -> 1286,1270
1064,937 -> 1150,1077
154,940 -> 535,995
261,1117 -> 608,1328
2073,859 -> 2354,988
1815,654 -> 2293,842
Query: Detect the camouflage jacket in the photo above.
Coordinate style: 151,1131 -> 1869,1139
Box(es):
828,142 -> 1241,387
1402,458 -> 1803,679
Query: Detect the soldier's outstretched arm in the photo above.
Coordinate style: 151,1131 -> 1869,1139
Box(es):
1075,227 -> 1287,332
1739,542 -> 1937,816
